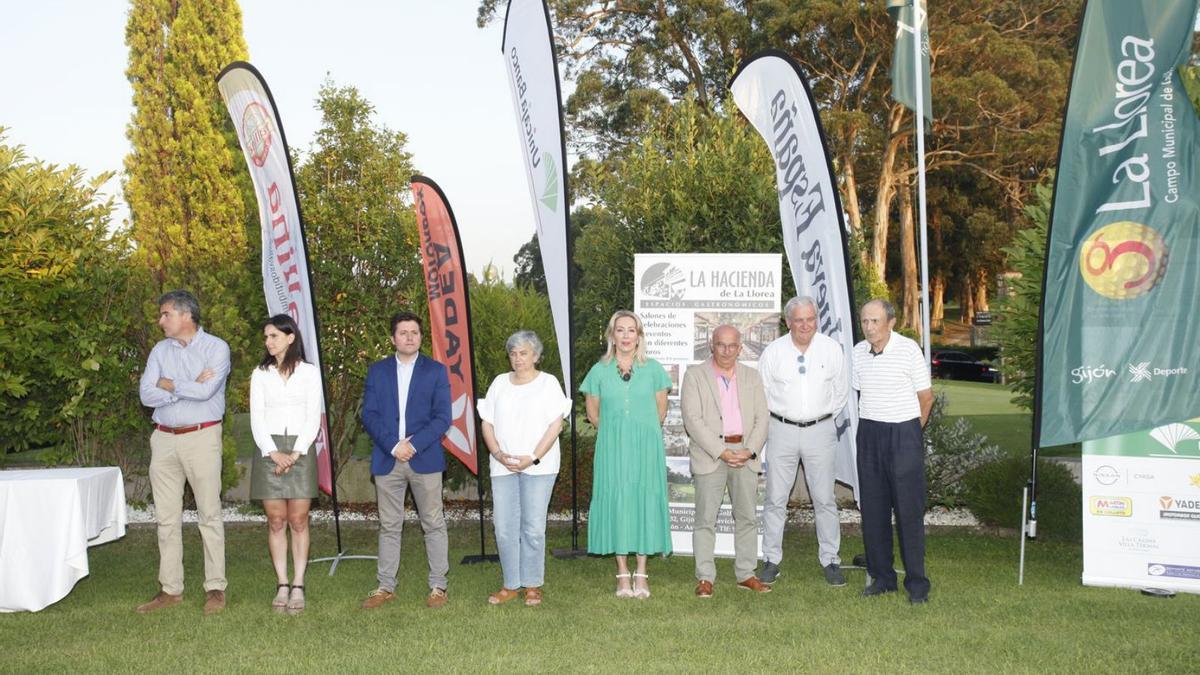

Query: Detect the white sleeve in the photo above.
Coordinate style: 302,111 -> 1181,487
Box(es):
248,368 -> 275,457
291,364 -> 322,455
909,343 -> 932,392
478,376 -> 503,424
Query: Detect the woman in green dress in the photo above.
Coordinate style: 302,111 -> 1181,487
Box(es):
581,310 -> 672,599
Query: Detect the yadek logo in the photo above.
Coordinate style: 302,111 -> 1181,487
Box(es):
1072,364 -> 1116,384
1159,495 -> 1200,521
1093,465 -> 1121,486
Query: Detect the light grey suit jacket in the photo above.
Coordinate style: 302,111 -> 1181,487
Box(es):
680,361 -> 769,476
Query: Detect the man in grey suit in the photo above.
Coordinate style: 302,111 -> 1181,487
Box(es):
681,325 -> 772,597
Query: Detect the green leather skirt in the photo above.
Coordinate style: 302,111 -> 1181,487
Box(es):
250,433 -> 318,500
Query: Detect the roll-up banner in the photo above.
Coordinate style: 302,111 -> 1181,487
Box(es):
1082,418 -> 1200,595
217,62 -> 334,495
501,0 -> 572,395
411,176 -> 479,475
730,51 -> 860,497
1037,0 -> 1200,448
634,253 -> 781,556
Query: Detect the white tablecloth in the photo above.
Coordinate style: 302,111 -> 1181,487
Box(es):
0,467 -> 127,612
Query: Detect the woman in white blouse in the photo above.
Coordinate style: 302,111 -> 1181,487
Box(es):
479,331 -> 571,607
249,314 -> 322,614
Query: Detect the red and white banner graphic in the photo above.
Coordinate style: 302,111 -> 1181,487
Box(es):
411,176 -> 479,475
217,62 -> 334,494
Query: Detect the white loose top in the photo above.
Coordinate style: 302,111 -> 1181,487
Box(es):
851,332 -> 932,423
478,371 -> 572,477
759,331 -> 848,421
249,361 -> 322,456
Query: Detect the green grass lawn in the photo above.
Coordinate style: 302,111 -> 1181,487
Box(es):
934,380 -> 1080,458
1,521 -> 1195,673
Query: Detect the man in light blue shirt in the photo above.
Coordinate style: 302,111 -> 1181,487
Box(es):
135,290 -> 231,615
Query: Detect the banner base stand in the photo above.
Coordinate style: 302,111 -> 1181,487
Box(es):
461,554 -> 500,565
1140,588 -> 1176,598
310,551 -> 378,577
551,547 -> 589,560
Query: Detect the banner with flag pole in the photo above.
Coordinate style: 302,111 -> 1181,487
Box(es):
502,0 -> 585,555
410,176 -> 479,476
216,62 -> 336,497
888,0 -> 933,363
411,175 -> 496,564
730,50 -> 861,497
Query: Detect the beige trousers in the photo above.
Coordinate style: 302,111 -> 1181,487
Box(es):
149,424 -> 226,594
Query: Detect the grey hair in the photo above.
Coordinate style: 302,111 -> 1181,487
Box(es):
863,298 -> 896,321
158,289 -> 201,326
783,295 -> 818,320
505,330 -> 544,358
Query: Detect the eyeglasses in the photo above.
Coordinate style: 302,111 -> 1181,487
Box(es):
797,354 -> 806,375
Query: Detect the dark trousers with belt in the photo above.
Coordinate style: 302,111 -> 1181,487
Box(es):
856,418 -> 930,599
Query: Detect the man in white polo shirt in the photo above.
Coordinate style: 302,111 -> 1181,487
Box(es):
758,296 -> 849,587
852,299 -> 933,604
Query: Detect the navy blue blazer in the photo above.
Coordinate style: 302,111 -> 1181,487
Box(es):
361,353 -> 452,476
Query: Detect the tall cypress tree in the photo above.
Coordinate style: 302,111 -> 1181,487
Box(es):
124,0 -> 254,377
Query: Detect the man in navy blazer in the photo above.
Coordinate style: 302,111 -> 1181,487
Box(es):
360,311 -> 453,609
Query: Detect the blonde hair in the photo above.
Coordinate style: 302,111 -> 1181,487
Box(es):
602,310 -> 647,365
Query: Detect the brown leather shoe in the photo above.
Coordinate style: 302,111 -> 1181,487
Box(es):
361,588 -> 396,609
737,576 -> 773,593
135,591 -> 183,614
695,580 -> 714,598
426,587 -> 448,608
203,590 -> 226,615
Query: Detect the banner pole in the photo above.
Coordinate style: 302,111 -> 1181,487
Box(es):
913,0 -> 932,364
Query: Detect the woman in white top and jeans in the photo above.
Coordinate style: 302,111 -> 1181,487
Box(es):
479,330 -> 571,607
249,314 -> 322,614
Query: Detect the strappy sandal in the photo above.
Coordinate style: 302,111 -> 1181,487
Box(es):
615,573 -> 634,599
632,573 -> 651,599
487,587 -> 520,605
272,583 -> 290,611
523,587 -> 542,606
286,585 -> 305,615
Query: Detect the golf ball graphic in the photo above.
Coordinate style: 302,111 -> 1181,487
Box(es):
1078,221 -> 1168,300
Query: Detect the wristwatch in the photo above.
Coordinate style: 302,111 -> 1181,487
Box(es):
749,452 -> 758,460
531,456 -> 541,466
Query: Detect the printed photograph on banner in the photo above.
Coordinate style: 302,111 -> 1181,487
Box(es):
692,312 -> 778,360
635,252 -> 781,558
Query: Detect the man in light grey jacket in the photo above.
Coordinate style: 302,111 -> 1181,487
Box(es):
681,324 -> 771,598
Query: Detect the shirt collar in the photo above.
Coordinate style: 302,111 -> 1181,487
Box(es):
170,327 -> 205,348
395,353 -> 418,367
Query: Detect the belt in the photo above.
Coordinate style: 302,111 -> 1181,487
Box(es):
770,412 -> 832,428
155,420 -> 221,435
721,434 -> 744,444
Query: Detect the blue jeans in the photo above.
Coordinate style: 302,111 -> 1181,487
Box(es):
491,472 -> 556,589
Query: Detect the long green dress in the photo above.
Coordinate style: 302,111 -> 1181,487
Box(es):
581,357 -> 673,555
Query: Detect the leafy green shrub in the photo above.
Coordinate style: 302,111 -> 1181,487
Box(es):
963,456 -> 1081,541
550,431 -> 594,514
924,393 -> 1004,507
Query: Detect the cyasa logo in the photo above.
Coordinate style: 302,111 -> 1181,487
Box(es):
242,101 -> 273,168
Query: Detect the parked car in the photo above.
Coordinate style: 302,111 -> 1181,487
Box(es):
931,351 -> 999,383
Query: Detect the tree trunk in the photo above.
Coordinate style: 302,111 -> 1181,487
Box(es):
961,279 -> 975,322
840,145 -> 867,269
899,165 -> 920,336
931,274 -> 945,332
974,269 -> 990,312
870,105 -> 907,286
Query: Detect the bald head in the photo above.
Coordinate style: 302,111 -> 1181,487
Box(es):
711,324 -> 742,370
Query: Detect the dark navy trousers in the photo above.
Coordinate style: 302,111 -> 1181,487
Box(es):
856,417 -> 930,599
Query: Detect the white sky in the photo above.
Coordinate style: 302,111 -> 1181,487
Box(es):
0,0 -> 539,278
